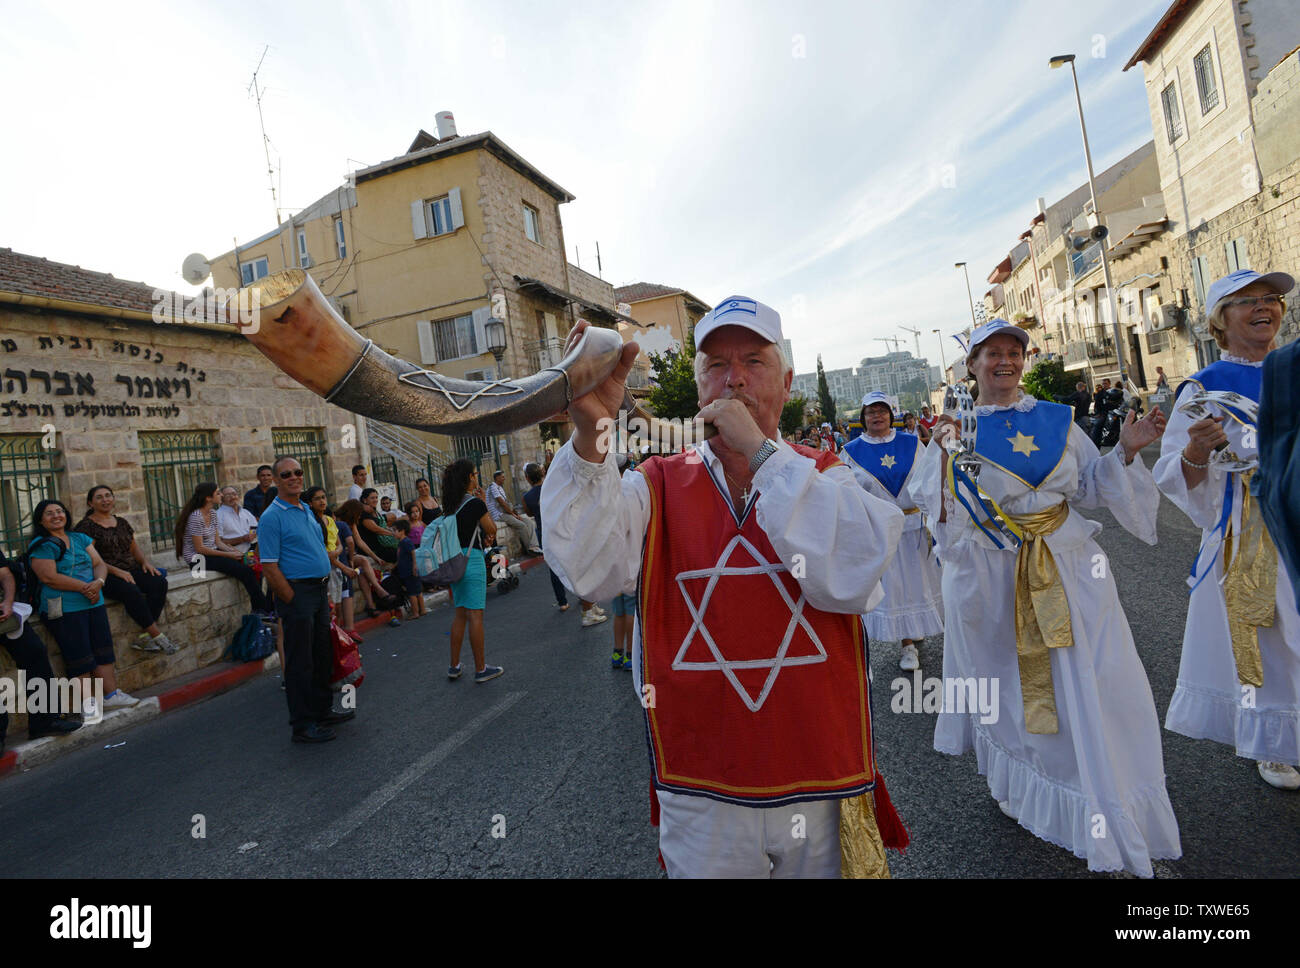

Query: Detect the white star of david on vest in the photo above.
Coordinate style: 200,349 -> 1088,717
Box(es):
672,533 -> 827,713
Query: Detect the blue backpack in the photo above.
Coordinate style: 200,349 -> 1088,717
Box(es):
415,496 -> 477,584
224,614 -> 275,663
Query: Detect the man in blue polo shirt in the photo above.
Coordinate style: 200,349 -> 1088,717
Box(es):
259,456 -> 353,744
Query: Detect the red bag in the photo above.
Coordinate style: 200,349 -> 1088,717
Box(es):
330,618 -> 365,690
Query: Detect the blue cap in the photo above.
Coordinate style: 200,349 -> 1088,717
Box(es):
1205,269 -> 1294,316
968,318 -> 1029,353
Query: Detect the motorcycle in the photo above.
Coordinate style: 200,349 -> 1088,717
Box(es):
1099,390 -> 1142,448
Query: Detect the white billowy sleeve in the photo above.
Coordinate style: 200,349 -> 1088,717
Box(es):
753,446 -> 904,614
1153,384 -> 1226,531
539,442 -> 648,602
1068,422 -> 1159,545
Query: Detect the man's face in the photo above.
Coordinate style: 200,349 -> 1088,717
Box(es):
276,460 -> 305,497
258,468 -> 273,488
221,488 -> 239,507
864,403 -> 892,435
354,469 -> 367,485
697,326 -> 790,438
494,474 -> 504,488
1077,383 -> 1086,392
380,497 -> 392,512
1102,379 -> 1111,389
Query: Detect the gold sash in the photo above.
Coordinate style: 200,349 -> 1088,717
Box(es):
839,792 -> 890,879
1222,470 -> 1277,687
1006,501 -> 1073,734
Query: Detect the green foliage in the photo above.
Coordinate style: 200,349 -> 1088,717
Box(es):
815,355 -> 835,424
645,329 -> 699,421
781,396 -> 808,438
1021,357 -> 1075,403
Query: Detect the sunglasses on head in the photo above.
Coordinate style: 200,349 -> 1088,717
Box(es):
278,468 -> 304,479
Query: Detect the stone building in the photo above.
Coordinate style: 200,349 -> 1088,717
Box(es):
0,248 -> 356,712
1126,0 -> 1300,358
210,117 -> 636,504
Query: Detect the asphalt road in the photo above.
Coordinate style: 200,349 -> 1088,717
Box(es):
1,451 -> 1296,878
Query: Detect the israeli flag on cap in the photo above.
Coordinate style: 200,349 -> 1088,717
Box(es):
713,297 -> 758,320
861,390 -> 892,409
969,318 -> 1028,351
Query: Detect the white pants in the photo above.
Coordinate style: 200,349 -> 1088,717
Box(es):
656,791 -> 841,878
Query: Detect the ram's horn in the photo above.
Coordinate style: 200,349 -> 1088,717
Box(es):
235,269 -> 709,448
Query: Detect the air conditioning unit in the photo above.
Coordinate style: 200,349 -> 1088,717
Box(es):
1150,304 -> 1182,331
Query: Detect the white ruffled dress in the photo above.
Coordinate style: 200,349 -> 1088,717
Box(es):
1153,358 -> 1300,765
914,394 -> 1181,877
841,430 -> 944,642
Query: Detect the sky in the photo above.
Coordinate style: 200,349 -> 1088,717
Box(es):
1,0 -> 1171,375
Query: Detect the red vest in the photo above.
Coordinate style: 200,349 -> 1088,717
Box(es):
637,445 -> 876,806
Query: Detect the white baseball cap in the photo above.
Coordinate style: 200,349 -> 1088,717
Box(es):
1205,269 -> 1295,316
694,295 -> 783,349
861,390 -> 893,411
968,318 -> 1029,352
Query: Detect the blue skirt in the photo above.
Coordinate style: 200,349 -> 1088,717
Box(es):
449,548 -> 486,610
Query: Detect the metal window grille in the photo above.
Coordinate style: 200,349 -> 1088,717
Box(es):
139,431 -> 220,548
1161,82 -> 1183,143
1194,46 -> 1219,113
271,427 -> 329,493
432,313 -> 476,362
0,434 -> 63,558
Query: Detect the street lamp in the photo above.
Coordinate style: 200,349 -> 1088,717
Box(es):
932,328 -> 948,383
954,262 -> 978,329
1050,53 -> 1128,387
484,317 -> 507,475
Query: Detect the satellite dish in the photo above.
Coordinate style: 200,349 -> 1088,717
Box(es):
181,253 -> 211,286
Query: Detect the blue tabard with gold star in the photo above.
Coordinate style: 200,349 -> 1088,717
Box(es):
842,432 -> 919,498
1179,359 -> 1261,425
974,401 -> 1073,489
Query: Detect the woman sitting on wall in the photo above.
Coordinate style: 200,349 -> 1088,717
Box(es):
334,499 -> 401,615
174,482 -> 272,616
75,485 -> 180,655
358,488 -> 399,565
28,499 -> 140,715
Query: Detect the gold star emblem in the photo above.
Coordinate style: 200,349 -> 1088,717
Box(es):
1008,431 -> 1039,456
881,454 -> 897,469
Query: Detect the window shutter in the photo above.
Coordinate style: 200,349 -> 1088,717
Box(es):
472,306 -> 490,354
411,200 -> 427,240
543,312 -> 557,340
417,320 -> 436,363
449,187 -> 464,230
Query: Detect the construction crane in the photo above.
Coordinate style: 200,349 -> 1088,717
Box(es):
898,325 -> 922,358
875,336 -> 903,354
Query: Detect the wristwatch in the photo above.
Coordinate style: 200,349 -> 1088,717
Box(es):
749,438 -> 779,473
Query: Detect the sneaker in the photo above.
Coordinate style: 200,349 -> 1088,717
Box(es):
388,617 -> 401,628
582,609 -> 608,628
1257,761 -> 1300,790
103,690 -> 140,710
611,651 -> 625,668
899,643 -> 920,672
474,665 -> 504,683
448,664 -> 462,680
133,632 -> 163,653
156,633 -> 181,655
621,655 -> 633,671
592,604 -> 609,618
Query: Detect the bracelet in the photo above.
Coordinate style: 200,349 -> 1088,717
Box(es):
1180,449 -> 1209,470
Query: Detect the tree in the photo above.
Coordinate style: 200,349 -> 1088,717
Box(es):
645,329 -> 699,421
781,396 -> 808,438
1021,357 -> 1075,403
815,355 -> 835,424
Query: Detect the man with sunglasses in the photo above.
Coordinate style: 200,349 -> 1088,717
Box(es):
259,457 -> 354,744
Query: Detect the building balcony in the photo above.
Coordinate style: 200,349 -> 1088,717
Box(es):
1062,328 -> 1118,368
626,359 -> 651,390
524,336 -> 567,372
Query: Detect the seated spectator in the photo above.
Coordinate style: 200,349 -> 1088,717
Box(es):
243,465 -> 278,519
379,495 -> 405,526
217,485 -> 259,555
1,549 -> 82,750
27,499 -> 139,717
347,465 -> 368,502
75,485 -> 180,655
175,482 -> 272,616
486,469 -> 542,555
358,488 -> 399,564
335,499 -> 401,614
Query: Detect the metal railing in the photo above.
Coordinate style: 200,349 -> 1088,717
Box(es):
365,419 -> 457,505
1063,327 -> 1118,366
139,431 -> 220,547
525,336 -> 566,372
0,434 -> 63,558
627,360 -> 651,389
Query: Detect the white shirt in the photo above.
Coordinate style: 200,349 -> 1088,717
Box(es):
487,481 -> 510,522
347,483 -> 364,501
216,503 -> 258,554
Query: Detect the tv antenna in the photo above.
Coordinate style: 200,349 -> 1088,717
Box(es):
248,45 -> 281,226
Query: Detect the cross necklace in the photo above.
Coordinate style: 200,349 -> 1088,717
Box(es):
722,467 -> 753,506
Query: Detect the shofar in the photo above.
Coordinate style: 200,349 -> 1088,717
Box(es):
236,269 -> 709,448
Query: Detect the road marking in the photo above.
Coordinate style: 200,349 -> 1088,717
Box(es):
310,691 -> 526,851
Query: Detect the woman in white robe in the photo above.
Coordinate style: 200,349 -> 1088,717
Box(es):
841,392 -> 943,671
915,320 -> 1181,877
1152,269 -> 1299,791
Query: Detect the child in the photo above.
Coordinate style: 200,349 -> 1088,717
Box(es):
405,501 -> 425,545
393,519 -> 425,620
